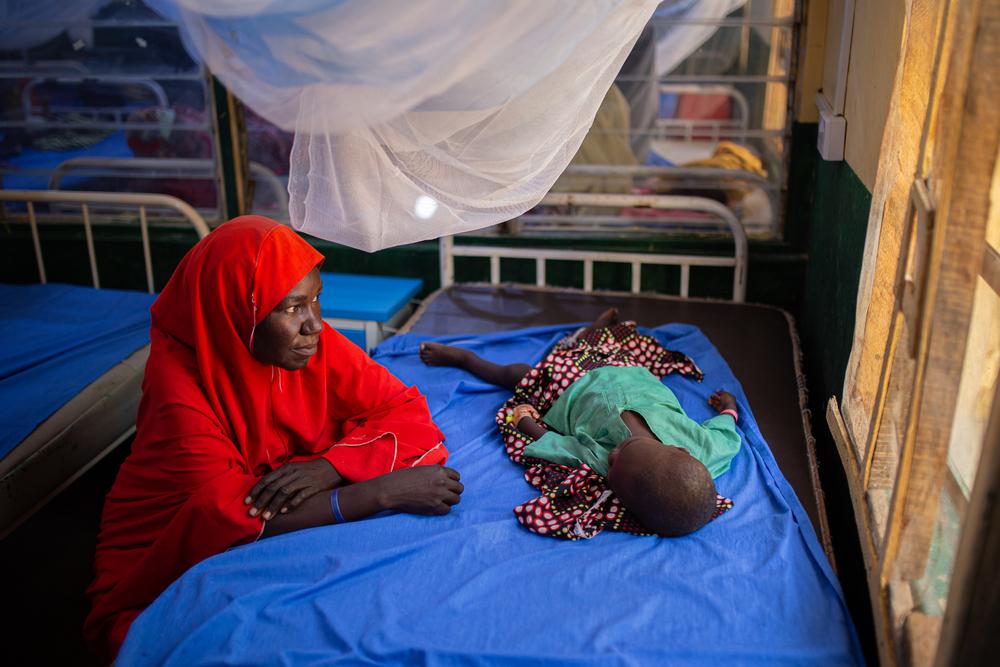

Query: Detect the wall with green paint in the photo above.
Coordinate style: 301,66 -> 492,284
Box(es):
795,126 -> 872,406
790,121 -> 877,664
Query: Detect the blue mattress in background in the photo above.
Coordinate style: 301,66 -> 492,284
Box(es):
1,131 -> 133,191
118,324 -> 863,666
0,283 -> 155,459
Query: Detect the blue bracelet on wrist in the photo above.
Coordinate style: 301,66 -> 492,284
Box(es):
330,488 -> 346,524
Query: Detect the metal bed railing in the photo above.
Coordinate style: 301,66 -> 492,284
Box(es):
651,83 -> 750,142
559,1 -> 798,241
22,76 -> 170,125
442,193 -> 748,302
46,156 -> 289,217
534,163 -> 778,237
0,189 -> 210,294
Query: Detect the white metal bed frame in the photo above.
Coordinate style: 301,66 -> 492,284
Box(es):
442,192 -> 748,303
0,189 -> 210,293
652,83 -> 751,142
0,188 -> 210,539
46,156 -> 290,220
22,76 -> 171,126
525,163 -> 778,238
517,82 -> 777,239
565,3 -> 797,241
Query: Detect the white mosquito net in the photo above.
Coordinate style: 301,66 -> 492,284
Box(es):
149,0 -> 666,250
0,0 -> 108,51
653,0 -> 746,77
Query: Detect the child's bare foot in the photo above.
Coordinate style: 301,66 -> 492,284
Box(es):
591,307 -> 619,330
708,390 -> 738,413
420,342 -> 471,367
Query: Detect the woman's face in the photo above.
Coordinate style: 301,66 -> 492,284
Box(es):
252,267 -> 324,370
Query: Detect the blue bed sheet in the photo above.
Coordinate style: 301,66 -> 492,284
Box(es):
118,324 -> 863,666
0,283 -> 155,459
1,131 -> 133,190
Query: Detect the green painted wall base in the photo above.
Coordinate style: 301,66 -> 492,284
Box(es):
790,122 -> 877,664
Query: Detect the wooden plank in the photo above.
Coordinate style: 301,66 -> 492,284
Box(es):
763,0 -> 794,136
841,0 -> 951,450
903,612 -> 942,667
934,344 -> 1000,665
827,399 -> 897,667
887,579 -> 914,650
821,0 -> 849,112
888,0 -> 999,582
862,312 -> 905,493
934,12 -> 1000,659
844,0 -> 908,190
796,0 -> 829,123
982,242 -> 1000,295
828,398 -> 865,500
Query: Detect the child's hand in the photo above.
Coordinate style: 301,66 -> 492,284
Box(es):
708,390 -> 737,413
511,404 -> 540,423
510,404 -> 548,440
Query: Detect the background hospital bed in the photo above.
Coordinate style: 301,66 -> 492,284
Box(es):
0,189 -> 209,539
404,192 -> 832,559
499,3 -> 793,242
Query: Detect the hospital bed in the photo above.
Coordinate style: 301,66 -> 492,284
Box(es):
523,2 -> 794,241
525,83 -> 780,239
113,193 -> 860,666
0,189 -> 209,539
422,192 -> 826,544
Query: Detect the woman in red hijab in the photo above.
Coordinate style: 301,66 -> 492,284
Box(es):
85,216 -> 460,661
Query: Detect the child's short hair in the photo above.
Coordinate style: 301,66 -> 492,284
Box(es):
609,439 -> 717,537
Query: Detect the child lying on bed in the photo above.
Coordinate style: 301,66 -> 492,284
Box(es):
420,308 -> 740,539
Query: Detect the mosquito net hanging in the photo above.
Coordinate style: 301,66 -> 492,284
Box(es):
653,0 -> 746,77
149,0 -> 661,250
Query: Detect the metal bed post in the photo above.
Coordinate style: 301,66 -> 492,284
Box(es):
0,190 -> 211,294
22,76 -> 170,125
26,202 -> 46,285
539,192 -> 747,302
81,204 -> 100,288
439,235 -> 455,289
441,192 -> 747,303
555,164 -> 779,237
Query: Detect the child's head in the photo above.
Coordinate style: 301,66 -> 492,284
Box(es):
607,436 -> 717,537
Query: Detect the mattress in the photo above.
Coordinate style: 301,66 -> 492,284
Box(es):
116,320 -> 860,665
0,283 -> 155,538
401,284 -> 832,557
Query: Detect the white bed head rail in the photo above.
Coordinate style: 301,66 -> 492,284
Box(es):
441,193 -> 747,303
654,84 -> 751,142
23,76 -> 170,125
551,164 -> 778,237
47,156 -> 290,219
0,189 -> 210,294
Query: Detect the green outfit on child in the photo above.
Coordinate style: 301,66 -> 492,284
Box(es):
523,365 -> 740,478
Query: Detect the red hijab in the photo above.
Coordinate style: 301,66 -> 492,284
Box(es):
86,217 -> 445,660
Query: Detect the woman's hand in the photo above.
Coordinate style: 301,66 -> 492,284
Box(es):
375,465 -> 463,515
246,459 -> 344,520
708,390 -> 738,413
